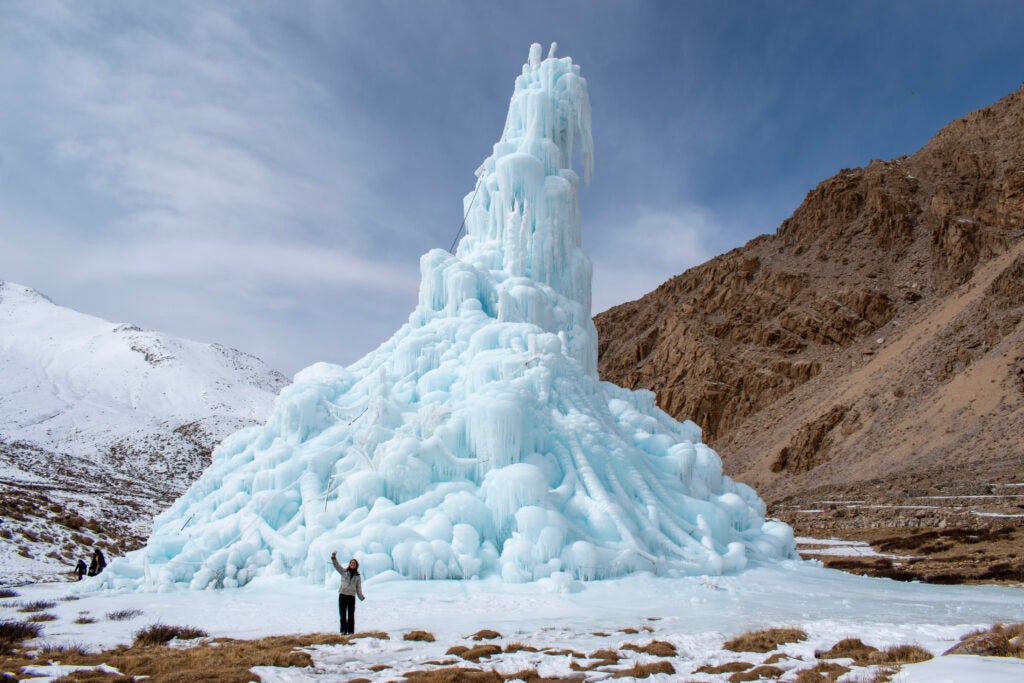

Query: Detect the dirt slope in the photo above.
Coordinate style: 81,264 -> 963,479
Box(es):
596,85 -> 1024,527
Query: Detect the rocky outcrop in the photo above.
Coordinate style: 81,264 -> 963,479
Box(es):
596,85 -> 1024,514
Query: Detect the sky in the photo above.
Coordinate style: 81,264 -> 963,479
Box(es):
2,1 -> 1024,375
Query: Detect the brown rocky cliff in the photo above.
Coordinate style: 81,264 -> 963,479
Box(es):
595,85 -> 1024,510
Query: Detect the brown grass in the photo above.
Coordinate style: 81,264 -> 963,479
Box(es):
622,640 -> 677,657
404,630 -> 436,642
132,623 -> 208,646
619,627 -> 639,634
28,612 -> 58,622
696,661 -> 754,674
2,632 -> 351,683
763,652 -> 797,664
350,630 -> 389,640
592,631 -> 610,637
611,660 -> 675,679
723,627 -> 807,653
588,648 -> 621,662
0,620 -> 42,652
878,643 -> 932,664
75,616 -> 98,625
403,667 -> 503,682
793,662 -> 851,683
816,637 -> 879,663
503,642 -> 539,653
17,600 -> 57,613
728,665 -> 784,683
0,589 -> 18,599
470,629 -> 502,640
107,609 -> 143,621
458,644 -> 502,662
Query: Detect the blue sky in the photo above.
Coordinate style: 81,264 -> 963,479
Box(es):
3,1 -> 1023,375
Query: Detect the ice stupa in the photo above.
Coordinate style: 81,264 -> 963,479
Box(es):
101,44 -> 795,591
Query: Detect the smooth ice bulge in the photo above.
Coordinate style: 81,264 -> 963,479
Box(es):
100,44 -> 795,591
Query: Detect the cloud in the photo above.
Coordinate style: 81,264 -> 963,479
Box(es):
589,206 -> 719,314
0,2 -> 427,372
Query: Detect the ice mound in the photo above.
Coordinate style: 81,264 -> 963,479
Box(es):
101,43 -> 795,590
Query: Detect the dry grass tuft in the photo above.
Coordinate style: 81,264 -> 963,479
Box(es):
503,642 -> 539,653
724,627 -> 807,653
106,609 -> 143,621
728,665 -> 785,683
570,648 -> 620,672
588,648 -> 620,662
17,600 -> 57,613
0,619 -> 43,652
696,661 -> 754,674
815,637 -> 879,663
404,630 -> 436,642
997,623 -> 1024,640
446,645 -> 470,657
350,630 -> 389,640
611,660 -> 675,679
368,664 -> 391,671
403,666 -> 503,682
0,589 -> 18,599
878,643 -> 932,664
470,629 -> 502,641
132,623 -> 209,647
457,644 -> 502,662
75,615 -> 99,625
10,632 -> 352,683
28,612 -> 58,623
39,642 -> 93,658
618,627 -> 639,634
763,652 -> 797,664
793,662 -> 851,683
542,648 -> 587,657
622,640 -> 677,657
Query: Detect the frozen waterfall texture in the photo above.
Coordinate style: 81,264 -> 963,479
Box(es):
102,44 -> 796,591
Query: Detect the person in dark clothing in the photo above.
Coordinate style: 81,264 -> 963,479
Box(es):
74,559 -> 87,580
87,548 -> 107,577
331,552 -> 365,635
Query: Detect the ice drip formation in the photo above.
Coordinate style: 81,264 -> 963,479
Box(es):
103,44 -> 796,590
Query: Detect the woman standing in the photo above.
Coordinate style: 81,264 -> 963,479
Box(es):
331,552 -> 365,634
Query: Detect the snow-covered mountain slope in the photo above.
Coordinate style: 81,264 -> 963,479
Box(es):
0,280 -> 289,582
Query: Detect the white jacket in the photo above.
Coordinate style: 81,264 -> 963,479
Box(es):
332,557 -> 365,599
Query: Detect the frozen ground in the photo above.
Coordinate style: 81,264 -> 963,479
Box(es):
5,560 -> 1024,681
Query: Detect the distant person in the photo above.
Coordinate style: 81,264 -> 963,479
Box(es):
87,548 -> 107,577
331,552 -> 365,635
74,559 -> 87,581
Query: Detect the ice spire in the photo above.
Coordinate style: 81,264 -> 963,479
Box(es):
422,42 -> 597,374
97,46 -> 795,592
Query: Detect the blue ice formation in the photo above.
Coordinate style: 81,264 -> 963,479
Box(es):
100,43 -> 795,591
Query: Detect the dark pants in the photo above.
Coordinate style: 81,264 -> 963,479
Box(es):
339,594 -> 356,634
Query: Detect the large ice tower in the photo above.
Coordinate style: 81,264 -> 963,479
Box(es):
100,44 -> 795,591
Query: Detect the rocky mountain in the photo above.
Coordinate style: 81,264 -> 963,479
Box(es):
0,281 -> 289,581
596,85 -> 1024,530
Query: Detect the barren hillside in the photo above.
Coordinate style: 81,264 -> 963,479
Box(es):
596,85 -> 1024,532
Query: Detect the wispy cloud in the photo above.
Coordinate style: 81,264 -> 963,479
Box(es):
0,2 -> 422,371
589,206 -> 718,314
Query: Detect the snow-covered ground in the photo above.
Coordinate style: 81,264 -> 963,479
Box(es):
5,561 -> 1023,681
0,279 -> 288,581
